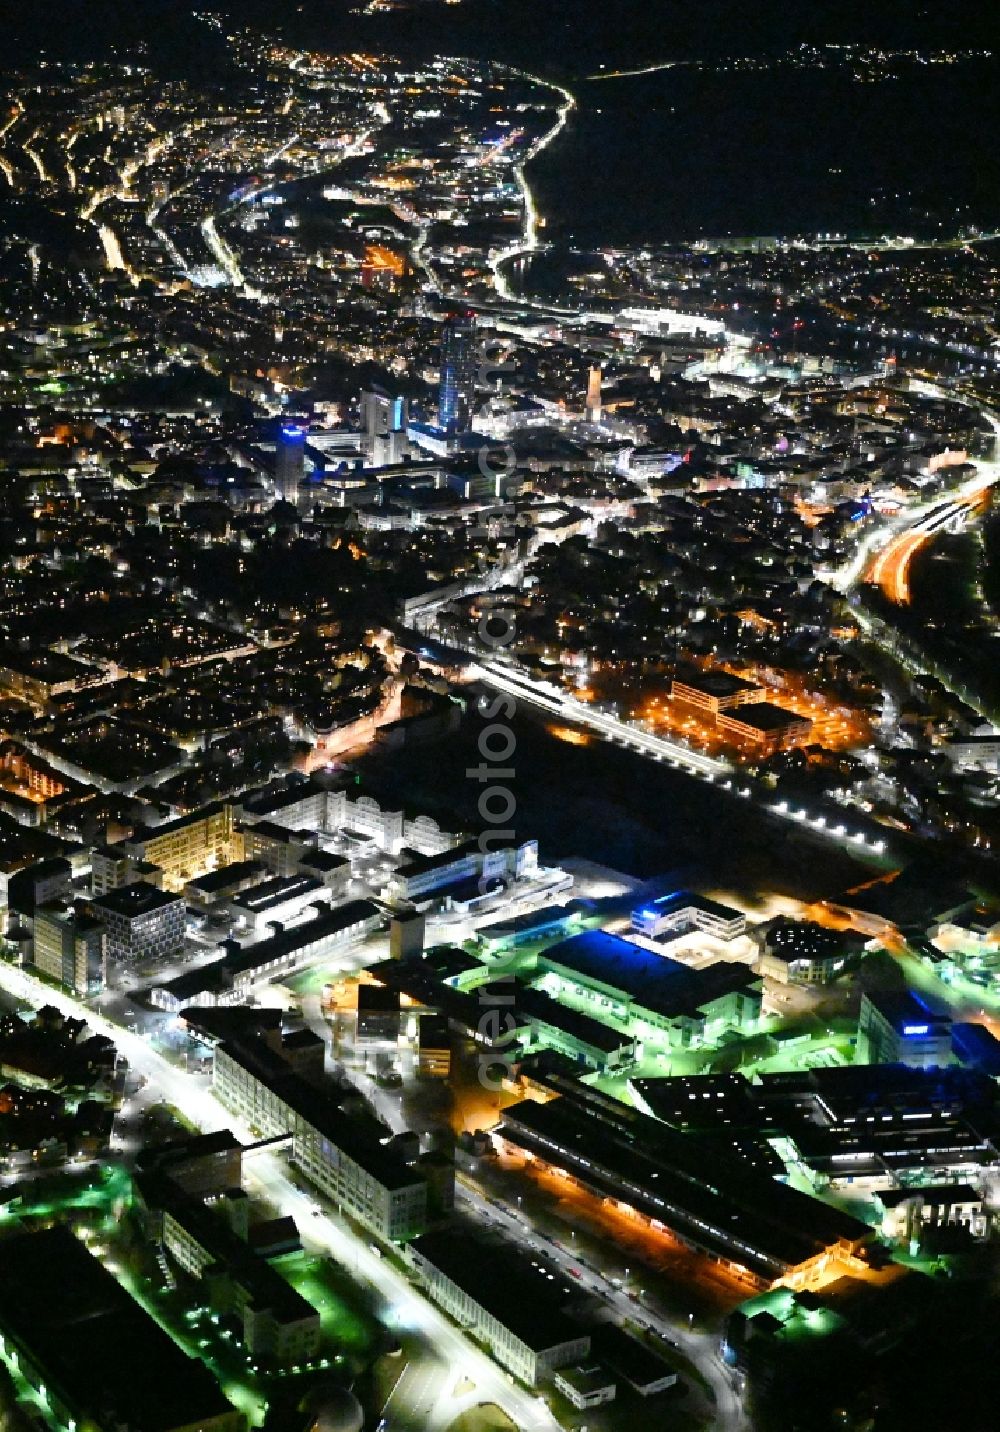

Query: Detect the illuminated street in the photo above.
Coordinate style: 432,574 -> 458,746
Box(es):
1,7 -> 1000,1431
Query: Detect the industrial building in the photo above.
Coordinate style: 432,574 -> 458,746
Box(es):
229,873 -> 326,933
390,837 -> 537,904
757,918 -> 859,985
0,1226 -> 244,1432
112,800 -> 238,889
136,1170 -> 321,1365
212,1021 -> 428,1242
368,956 -> 638,1074
631,891 -> 746,943
671,669 -> 763,715
716,702 -> 813,755
496,1086 -> 870,1290
857,990 -> 952,1068
533,929 -> 762,1050
406,1225 -> 590,1385
150,899 -> 381,1011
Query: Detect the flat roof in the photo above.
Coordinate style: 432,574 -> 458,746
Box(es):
232,873 -> 323,912
186,859 -> 265,894
952,1021 -> 1000,1075
640,890 -> 744,922
240,779 -> 324,817
219,1034 -> 422,1192
719,701 -> 811,733
410,1225 -> 585,1352
298,848 -> 349,872
500,1095 -> 867,1281
128,799 -> 230,843
540,929 -> 760,1023
864,988 -> 951,1035
244,818 -> 312,844
0,1226 -> 235,1432
476,902 -> 584,941
395,838 -> 479,878
140,1171 -> 315,1325
223,899 -> 379,977
765,918 -> 847,962
512,980 -> 635,1055
422,945 -> 483,979
591,1323 -> 677,1390
673,668 -> 761,698
92,880 -> 182,918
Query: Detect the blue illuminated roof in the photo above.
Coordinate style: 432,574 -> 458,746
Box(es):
540,930 -> 759,1021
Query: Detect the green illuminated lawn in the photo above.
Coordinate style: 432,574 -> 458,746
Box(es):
278,1251 -> 379,1358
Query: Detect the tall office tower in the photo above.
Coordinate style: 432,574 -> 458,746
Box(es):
438,311 -> 478,435
275,425 -> 306,503
585,364 -> 603,423
32,901 -> 107,996
360,387 -> 409,466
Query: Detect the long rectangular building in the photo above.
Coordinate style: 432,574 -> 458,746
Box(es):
137,1170 -> 321,1366
407,1226 -> 590,1386
0,1225 -> 244,1432
212,1029 -> 427,1242
497,1091 -> 869,1290
115,800 -> 238,889
368,958 -> 637,1073
535,929 -> 761,1050
150,899 -> 382,1011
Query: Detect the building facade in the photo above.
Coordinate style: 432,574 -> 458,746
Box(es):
32,900 -> 107,994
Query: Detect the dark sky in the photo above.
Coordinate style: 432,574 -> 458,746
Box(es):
4,1 -> 997,73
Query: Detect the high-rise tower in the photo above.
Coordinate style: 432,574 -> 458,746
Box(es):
585,364 -> 603,423
360,388 -> 409,465
438,311 -> 477,435
275,425 -> 306,504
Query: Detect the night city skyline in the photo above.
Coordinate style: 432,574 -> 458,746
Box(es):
0,4 -> 999,1432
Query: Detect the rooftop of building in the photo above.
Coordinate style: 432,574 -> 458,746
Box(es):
137,1170 -> 317,1327
672,668 -> 762,698
217,1032 -> 422,1193
590,1323 -> 678,1391
638,889 -> 745,923
134,1128 -> 244,1176
409,1224 -> 586,1353
231,873 -> 324,912
91,879 -> 182,918
125,798 -> 231,844
539,929 -> 761,1023
863,988 -> 951,1035
719,701 -> 811,732
238,778 -> 325,818
222,899 -> 379,979
393,837 -> 480,878
476,901 -> 589,942
500,1092 -> 868,1282
186,859 -> 266,895
952,1021 -> 1000,1076
0,1225 -> 236,1432
764,918 -> 852,962
297,848 -> 349,872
